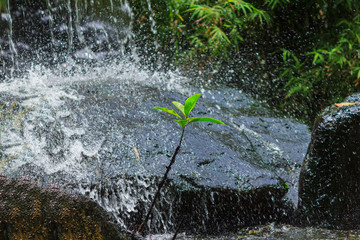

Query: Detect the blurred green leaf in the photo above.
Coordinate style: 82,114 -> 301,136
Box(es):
184,93 -> 201,116
188,117 -> 225,125
211,26 -> 231,44
265,0 -> 290,10
172,101 -> 185,116
153,106 -> 182,119
174,119 -> 189,128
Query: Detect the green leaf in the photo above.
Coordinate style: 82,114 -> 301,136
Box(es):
172,101 -> 185,116
285,81 -> 311,98
184,93 -> 201,117
174,119 -> 189,128
153,106 -> 182,119
280,68 -> 290,78
356,68 -> 360,79
210,26 -> 231,44
265,0 -> 290,10
282,49 -> 290,62
188,117 -> 225,125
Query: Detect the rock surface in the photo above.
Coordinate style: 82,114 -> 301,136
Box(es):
298,93 -> 360,229
0,175 -> 128,240
1,76 -> 311,233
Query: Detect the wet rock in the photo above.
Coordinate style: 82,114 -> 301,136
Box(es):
160,182 -> 290,234
298,93 -> 360,229
0,175 -> 129,240
2,78 -> 311,234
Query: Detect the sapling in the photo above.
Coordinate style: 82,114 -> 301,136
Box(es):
137,93 -> 224,235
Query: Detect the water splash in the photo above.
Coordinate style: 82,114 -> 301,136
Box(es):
0,59 -> 193,231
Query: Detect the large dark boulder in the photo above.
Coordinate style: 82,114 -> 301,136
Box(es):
298,93 -> 360,229
0,175 -> 129,240
1,80 -> 310,234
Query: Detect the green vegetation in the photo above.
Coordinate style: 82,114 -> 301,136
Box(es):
131,0 -> 274,67
137,93 -> 224,235
0,0 -> 5,12
131,0 -> 360,123
281,9 -> 360,121
175,0 -> 270,60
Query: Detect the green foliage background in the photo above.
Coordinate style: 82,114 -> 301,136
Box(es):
1,0 -> 359,124
130,0 -> 360,124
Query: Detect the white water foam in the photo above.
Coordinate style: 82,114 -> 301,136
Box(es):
0,60 -> 192,229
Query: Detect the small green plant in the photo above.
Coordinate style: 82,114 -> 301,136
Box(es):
154,93 -> 225,128
137,93 -> 224,236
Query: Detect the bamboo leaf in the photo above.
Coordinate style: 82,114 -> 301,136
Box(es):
279,69 -> 290,79
188,117 -> 225,125
153,106 -> 182,119
265,0 -> 290,9
285,81 -> 310,98
184,93 -> 201,117
355,33 -> 360,44
177,13 -> 184,21
312,53 -> 318,65
282,49 -> 290,62
211,26 -> 231,44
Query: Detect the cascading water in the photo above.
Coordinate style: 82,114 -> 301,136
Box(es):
0,0 -> 312,237
0,0 -> 133,78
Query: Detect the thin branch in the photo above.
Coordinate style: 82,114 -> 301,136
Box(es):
137,127 -> 186,235
171,215 -> 185,240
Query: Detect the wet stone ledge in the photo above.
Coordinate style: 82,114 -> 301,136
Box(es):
0,175 -> 131,240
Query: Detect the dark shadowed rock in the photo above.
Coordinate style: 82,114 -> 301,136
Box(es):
1,78 -> 310,234
298,93 -> 360,229
0,175 -> 130,240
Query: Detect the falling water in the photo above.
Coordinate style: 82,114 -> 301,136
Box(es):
45,0 -> 56,45
74,0 -> 85,45
4,0 -> 17,76
146,0 -> 158,50
66,0 -> 73,55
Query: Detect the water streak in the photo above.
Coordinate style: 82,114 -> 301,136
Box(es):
67,0 -> 73,55
75,0 -> 85,44
45,0 -> 56,45
6,0 -> 18,75
146,0 -> 158,49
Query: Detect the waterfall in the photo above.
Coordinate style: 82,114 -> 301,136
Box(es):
0,0 -> 133,77
1,0 -> 18,77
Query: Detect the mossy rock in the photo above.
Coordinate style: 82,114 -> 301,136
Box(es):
298,93 -> 360,229
0,175 -> 132,240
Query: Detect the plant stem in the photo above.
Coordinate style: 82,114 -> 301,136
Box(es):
137,127 -> 185,234
171,215 -> 185,240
